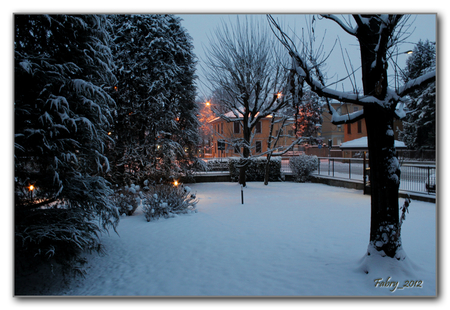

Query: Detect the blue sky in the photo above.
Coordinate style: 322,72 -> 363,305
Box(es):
178,14 -> 436,102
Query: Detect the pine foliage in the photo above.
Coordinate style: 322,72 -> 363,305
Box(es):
400,40 -> 436,150
107,14 -> 199,185
14,15 -> 119,279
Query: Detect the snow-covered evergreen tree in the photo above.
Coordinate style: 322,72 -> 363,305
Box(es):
108,14 -> 199,185
14,15 -> 119,278
400,40 -> 436,150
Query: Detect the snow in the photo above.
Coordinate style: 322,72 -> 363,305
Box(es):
340,136 -> 406,149
55,182 -> 435,297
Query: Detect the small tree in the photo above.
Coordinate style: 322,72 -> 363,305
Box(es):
204,16 -> 290,186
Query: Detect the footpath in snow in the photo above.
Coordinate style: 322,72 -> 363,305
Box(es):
56,182 -> 436,297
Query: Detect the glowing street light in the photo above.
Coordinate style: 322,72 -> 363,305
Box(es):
28,184 -> 35,199
173,180 -> 179,187
205,101 -> 211,106
277,92 -> 282,99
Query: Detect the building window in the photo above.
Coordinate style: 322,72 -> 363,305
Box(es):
357,120 -> 362,133
234,121 -> 240,134
221,123 -> 223,134
255,141 -> 262,153
255,121 -> 261,134
347,123 -> 351,134
234,144 -> 240,154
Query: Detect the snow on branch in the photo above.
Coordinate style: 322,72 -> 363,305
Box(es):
328,104 -> 365,125
290,51 -> 383,106
320,15 -> 358,36
397,71 -> 436,97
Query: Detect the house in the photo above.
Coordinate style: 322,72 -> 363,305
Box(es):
340,136 -> 407,158
208,111 -> 300,158
321,101 -> 403,146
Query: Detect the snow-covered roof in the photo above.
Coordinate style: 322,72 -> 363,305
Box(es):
340,136 -> 407,150
208,111 -> 274,123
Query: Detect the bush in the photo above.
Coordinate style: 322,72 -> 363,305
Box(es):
205,159 -> 229,172
228,157 -> 281,182
110,184 -> 144,216
289,155 -> 318,182
142,184 -> 198,222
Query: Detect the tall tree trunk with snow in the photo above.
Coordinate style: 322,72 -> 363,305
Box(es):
356,16 -> 402,258
269,14 -> 436,259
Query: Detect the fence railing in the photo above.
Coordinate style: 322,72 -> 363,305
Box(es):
197,157 -> 436,195
288,157 -> 436,195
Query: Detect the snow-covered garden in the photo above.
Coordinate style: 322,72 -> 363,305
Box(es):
45,182 -> 435,297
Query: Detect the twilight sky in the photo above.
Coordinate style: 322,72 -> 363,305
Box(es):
177,14 -> 436,102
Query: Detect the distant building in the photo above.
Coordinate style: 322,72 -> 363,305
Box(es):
208,111 -> 300,158
321,101 -> 403,146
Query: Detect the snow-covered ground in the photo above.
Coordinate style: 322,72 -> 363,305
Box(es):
55,182 -> 435,297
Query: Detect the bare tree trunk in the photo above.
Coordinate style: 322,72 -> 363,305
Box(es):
239,113 -> 250,187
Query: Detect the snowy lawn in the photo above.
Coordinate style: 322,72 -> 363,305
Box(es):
59,182 -> 436,297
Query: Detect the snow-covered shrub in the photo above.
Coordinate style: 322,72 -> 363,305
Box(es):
228,157 -> 281,182
142,184 -> 198,222
110,184 -> 143,216
289,155 -> 318,182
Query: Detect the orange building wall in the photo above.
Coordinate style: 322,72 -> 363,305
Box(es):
209,117 -> 298,158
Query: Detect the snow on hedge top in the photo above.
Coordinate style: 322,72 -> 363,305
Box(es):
340,137 -> 406,150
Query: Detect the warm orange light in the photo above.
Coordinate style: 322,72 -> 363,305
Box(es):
206,101 -> 211,106
277,92 -> 282,99
174,180 -> 179,187
28,185 -> 35,191
108,131 -> 112,135
114,86 -> 118,91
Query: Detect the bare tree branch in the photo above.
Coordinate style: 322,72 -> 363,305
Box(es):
321,14 -> 358,36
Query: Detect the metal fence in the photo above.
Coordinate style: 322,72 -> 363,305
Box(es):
199,157 -> 436,196
283,157 -> 436,195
